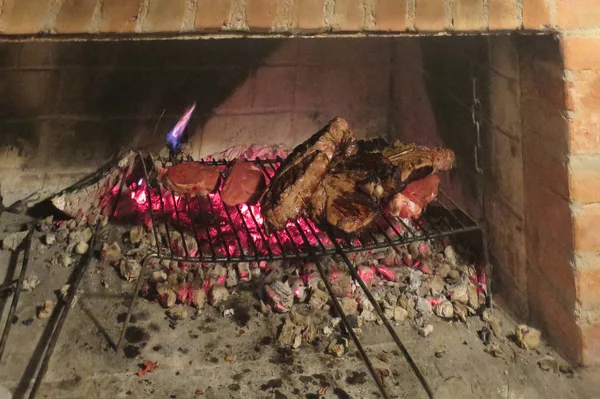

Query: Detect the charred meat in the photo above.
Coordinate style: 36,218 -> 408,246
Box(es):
260,117 -> 355,232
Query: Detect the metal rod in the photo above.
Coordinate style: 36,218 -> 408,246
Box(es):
140,153 -> 163,258
28,226 -> 98,399
330,236 -> 435,399
0,228 -> 33,362
0,279 -> 18,293
312,257 -> 391,399
116,253 -> 158,353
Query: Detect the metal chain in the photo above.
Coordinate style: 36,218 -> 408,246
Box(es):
471,76 -> 484,176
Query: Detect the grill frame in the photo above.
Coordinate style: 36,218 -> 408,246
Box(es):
117,152 -> 481,264
112,152 -> 485,399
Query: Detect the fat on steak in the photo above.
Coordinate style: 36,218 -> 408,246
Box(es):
221,160 -> 266,206
158,162 -> 221,197
259,117 -> 355,232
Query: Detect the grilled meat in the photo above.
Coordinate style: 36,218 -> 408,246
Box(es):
309,171 -> 379,234
221,160 -> 266,206
260,117 -> 355,232
383,142 -> 454,183
158,162 -> 221,196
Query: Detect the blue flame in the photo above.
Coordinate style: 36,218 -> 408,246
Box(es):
166,102 -> 196,149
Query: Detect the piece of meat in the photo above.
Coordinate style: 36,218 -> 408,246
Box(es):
260,117 -> 355,232
221,160 -> 266,206
309,171 -> 379,234
383,142 -> 454,183
158,162 -> 220,196
389,175 -> 440,219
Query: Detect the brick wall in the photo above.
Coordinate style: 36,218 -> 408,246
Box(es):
0,38 -> 398,205
0,0 -> 599,367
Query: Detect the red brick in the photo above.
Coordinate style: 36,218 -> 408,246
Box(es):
488,0 -> 519,30
562,37 -> 600,70
557,0 -> 600,30
452,0 -> 485,31
522,0 -> 551,29
568,70 -> 600,113
100,0 -> 141,33
574,205 -> 600,252
54,0 -> 96,34
581,323 -> 600,366
246,0 -> 277,31
375,0 -> 407,31
528,268 -> 581,365
570,115 -> 600,154
570,156 -> 600,204
195,0 -> 232,31
334,0 -> 364,31
1,0 -> 49,34
293,0 -> 324,32
578,267 -> 600,309
414,0 -> 445,32
144,0 -> 186,32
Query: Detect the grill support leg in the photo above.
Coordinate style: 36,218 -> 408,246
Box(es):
116,254 -> 158,353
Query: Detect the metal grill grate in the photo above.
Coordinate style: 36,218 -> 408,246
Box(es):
115,152 -> 481,263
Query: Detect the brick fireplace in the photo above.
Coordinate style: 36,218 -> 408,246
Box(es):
0,0 -> 598,368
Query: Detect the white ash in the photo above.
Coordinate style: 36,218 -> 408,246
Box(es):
264,280 -> 294,312
22,275 -> 41,292
101,242 -> 122,262
419,324 -> 434,337
37,300 -> 55,319
119,259 -> 141,281
2,231 -> 28,251
516,325 -> 541,350
225,268 -> 238,288
74,242 -> 89,254
209,283 -> 229,306
434,300 -> 454,319
168,305 -> 188,320
43,233 -> 56,246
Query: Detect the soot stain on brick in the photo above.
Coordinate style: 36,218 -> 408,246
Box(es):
260,378 -> 283,391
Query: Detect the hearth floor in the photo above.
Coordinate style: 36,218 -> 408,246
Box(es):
1,213 -> 599,399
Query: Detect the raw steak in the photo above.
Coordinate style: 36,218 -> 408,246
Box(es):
158,162 -> 221,196
389,174 -> 440,219
221,160 -> 266,206
260,117 -> 355,232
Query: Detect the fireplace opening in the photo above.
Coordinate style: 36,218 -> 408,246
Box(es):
0,33 -> 587,398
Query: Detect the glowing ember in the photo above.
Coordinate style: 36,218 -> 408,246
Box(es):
375,266 -> 396,281
166,102 -> 196,149
357,266 -> 375,286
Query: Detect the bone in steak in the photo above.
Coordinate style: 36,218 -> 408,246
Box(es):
389,174 -> 440,219
158,162 -> 221,196
260,117 -> 355,232
383,142 -> 454,183
221,160 -> 266,206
